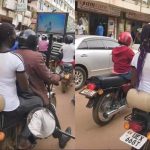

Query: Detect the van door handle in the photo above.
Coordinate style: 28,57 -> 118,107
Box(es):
81,54 -> 88,57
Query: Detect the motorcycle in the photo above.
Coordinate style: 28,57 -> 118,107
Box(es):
79,74 -> 131,126
120,89 -> 150,150
120,109 -> 150,150
0,84 -> 75,150
61,63 -> 73,93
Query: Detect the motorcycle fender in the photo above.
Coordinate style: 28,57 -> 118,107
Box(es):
86,96 -> 101,108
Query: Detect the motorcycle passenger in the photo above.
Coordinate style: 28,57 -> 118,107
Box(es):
17,29 -> 60,106
38,34 -> 49,57
131,24 -> 150,90
61,35 -> 75,66
112,32 -> 135,80
51,35 -> 64,61
16,29 -> 72,149
0,23 -> 43,149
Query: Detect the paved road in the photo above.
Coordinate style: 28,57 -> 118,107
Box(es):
34,85 -> 75,150
76,92 -> 131,150
33,86 -> 132,150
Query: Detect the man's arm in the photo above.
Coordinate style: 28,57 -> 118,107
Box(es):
35,54 -> 61,85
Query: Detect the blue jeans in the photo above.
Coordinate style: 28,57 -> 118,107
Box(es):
120,72 -> 131,80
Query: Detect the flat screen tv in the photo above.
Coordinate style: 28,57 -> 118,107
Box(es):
36,12 -> 68,34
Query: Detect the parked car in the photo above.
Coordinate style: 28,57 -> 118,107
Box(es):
75,35 -> 137,90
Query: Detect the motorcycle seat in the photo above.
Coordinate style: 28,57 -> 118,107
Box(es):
63,63 -> 73,72
87,74 -> 129,89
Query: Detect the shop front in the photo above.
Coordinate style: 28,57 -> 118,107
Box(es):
117,10 -> 150,43
76,0 -> 121,38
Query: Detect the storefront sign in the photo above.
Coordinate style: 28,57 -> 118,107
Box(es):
126,11 -> 150,22
8,11 -> 15,18
3,0 -> 17,11
17,0 -> 27,12
25,11 -> 32,18
17,14 -> 23,22
23,17 -> 29,25
0,9 -> 7,16
78,0 -> 121,17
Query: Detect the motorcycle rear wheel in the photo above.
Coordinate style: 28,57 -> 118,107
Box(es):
92,94 -> 115,126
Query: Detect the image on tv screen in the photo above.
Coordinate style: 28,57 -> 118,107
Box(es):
37,13 -> 68,34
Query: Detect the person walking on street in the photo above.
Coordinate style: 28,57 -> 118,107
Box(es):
96,23 -> 104,36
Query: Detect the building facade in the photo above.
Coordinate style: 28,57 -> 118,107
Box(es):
0,0 -> 75,32
38,0 -> 75,32
76,0 -> 150,40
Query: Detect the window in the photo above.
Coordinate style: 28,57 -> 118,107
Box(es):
78,41 -> 88,49
102,40 -> 119,49
86,39 -> 105,49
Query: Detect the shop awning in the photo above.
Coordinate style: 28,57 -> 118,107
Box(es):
77,0 -> 121,17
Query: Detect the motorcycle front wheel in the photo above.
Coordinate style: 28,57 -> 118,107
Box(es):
92,93 -> 115,126
61,81 -> 68,93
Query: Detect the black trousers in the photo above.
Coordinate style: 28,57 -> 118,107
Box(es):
3,95 -> 62,141
2,95 -> 43,138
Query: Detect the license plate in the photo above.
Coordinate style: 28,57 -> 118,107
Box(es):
80,89 -> 96,97
120,129 -> 147,149
64,74 -> 70,79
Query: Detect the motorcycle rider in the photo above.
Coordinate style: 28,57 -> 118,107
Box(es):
112,32 -> 135,80
61,35 -> 75,66
38,34 -> 49,57
0,23 -> 44,149
16,29 -> 72,149
131,24 -> 150,90
51,35 -> 64,61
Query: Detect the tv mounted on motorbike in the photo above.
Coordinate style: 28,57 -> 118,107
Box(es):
36,12 -> 69,35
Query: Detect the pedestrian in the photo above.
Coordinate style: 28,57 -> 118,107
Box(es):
10,36 -> 19,51
96,23 -> 104,36
76,18 -> 86,35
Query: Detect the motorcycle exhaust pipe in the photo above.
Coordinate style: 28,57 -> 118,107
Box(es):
105,105 -> 127,118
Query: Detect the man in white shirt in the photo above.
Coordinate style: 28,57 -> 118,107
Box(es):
76,18 -> 85,35
61,35 -> 75,64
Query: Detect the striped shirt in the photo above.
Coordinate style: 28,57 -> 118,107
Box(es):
50,42 -> 63,60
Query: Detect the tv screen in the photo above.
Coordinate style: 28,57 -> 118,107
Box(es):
37,13 -> 68,34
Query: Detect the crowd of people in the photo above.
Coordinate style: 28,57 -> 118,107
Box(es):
0,23 -> 75,150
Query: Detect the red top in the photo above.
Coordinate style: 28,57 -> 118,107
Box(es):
112,45 -> 135,74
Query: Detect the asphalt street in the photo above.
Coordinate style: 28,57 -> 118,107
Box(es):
75,91 -> 131,150
34,85 -> 75,150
